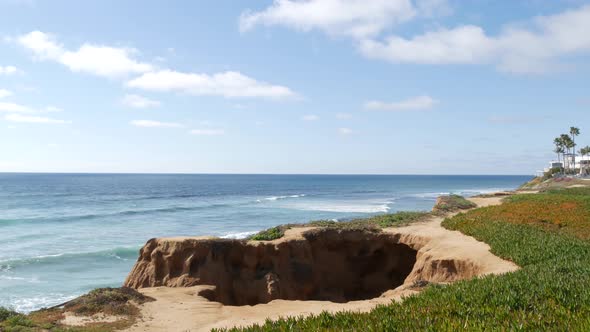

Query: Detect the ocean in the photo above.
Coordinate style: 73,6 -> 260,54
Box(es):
0,173 -> 531,312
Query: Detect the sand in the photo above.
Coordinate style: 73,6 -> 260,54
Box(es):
122,195 -> 518,332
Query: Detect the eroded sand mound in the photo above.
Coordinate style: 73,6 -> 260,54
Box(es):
125,229 -> 418,305
118,196 -> 517,331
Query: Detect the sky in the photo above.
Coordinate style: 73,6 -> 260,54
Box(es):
0,0 -> 589,175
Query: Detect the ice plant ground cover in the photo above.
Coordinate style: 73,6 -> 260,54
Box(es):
218,188 -> 590,331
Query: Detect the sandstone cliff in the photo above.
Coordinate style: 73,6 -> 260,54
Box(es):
124,217 -> 518,307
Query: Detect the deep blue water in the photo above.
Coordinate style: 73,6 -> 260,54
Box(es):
0,173 -> 531,312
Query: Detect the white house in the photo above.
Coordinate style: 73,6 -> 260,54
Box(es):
545,155 -> 590,176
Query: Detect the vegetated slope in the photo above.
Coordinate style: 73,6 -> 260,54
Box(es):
0,288 -> 152,331
249,211 -> 430,241
219,188 -> 590,331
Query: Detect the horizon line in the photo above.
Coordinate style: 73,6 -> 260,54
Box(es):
0,171 -> 533,177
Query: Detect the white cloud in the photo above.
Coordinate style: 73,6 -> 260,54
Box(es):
0,89 -> 12,99
336,112 -> 352,119
338,127 -> 353,135
17,31 -> 63,59
360,26 -> 493,65
61,45 -> 153,77
43,106 -> 63,113
0,101 -> 65,113
0,66 -> 19,75
16,32 -> 295,99
239,0 -> 448,39
17,31 -> 153,78
364,95 -> 437,111
302,114 -> 319,121
241,2 -> 590,74
127,70 -> 296,99
4,113 -> 70,124
122,94 -> 161,108
190,128 -> 225,136
0,102 -> 33,113
130,120 -> 183,128
359,5 -> 590,73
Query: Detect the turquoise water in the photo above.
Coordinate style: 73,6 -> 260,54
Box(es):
0,173 -> 531,312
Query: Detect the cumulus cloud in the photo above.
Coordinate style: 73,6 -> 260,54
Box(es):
239,0 -> 448,39
359,5 -> 590,73
130,120 -> 183,128
302,114 -> 319,121
122,94 -> 161,108
0,66 -> 19,75
16,32 -> 296,99
127,70 -> 296,99
241,2 -> 590,74
0,89 -> 12,99
17,31 -> 153,78
4,113 -> 71,124
190,128 -> 225,136
364,95 -> 437,111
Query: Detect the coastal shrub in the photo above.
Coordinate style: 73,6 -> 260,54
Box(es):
249,226 -> 285,241
218,188 -> 590,331
248,211 -> 430,241
432,194 -> 477,213
4,314 -> 34,328
63,287 -> 154,316
0,307 -> 18,322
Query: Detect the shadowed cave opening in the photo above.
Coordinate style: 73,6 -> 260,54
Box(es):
191,229 -> 418,306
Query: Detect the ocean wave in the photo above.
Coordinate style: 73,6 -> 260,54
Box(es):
0,247 -> 139,270
455,188 -> 509,196
408,188 -> 510,199
220,231 -> 258,239
408,192 -> 450,199
0,293 -> 77,313
0,202 -> 244,226
0,275 -> 40,283
260,194 -> 306,202
289,202 -> 391,213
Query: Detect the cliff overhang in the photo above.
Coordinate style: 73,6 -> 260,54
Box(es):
124,219 -> 517,306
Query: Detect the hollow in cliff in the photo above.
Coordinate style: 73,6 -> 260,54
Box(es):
124,229 -> 418,305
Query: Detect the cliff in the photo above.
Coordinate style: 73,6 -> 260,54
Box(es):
124,208 -> 518,307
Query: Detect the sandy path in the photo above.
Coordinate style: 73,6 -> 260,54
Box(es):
124,195 -> 517,332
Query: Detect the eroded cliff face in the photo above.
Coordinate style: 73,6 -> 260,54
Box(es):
123,219 -> 517,308
124,229 -> 418,305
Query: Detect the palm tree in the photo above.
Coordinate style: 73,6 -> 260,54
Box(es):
553,137 -> 564,172
570,127 -> 580,174
554,145 -> 564,166
560,134 -> 572,172
565,137 -> 575,174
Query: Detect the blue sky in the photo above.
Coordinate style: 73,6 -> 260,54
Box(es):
0,0 -> 589,174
